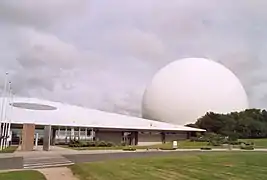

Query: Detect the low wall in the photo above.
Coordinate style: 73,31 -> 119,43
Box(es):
138,132 -> 162,146
165,132 -> 188,142
95,131 -> 122,145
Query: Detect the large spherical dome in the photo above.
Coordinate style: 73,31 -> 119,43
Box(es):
142,58 -> 249,125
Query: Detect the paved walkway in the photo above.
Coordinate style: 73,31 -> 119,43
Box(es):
38,167 -> 78,180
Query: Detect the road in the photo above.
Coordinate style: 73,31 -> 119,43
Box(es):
1,149 -> 267,170
0,157 -> 23,170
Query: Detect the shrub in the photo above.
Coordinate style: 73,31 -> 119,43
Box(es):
208,140 -> 221,146
106,142 -> 115,147
87,141 -> 96,147
190,136 -> 208,142
68,140 -> 116,148
80,141 -> 88,147
159,147 -> 177,150
123,147 -> 136,151
240,145 -> 254,150
200,147 -> 212,150
240,142 -> 254,150
97,141 -> 107,147
228,141 -> 242,145
69,143 -> 80,147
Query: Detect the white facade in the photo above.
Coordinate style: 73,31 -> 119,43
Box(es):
142,58 -> 249,125
0,97 -> 204,132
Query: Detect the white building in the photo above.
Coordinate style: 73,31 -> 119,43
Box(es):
0,97 -> 205,151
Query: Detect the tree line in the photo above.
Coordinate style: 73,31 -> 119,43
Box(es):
186,109 -> 267,139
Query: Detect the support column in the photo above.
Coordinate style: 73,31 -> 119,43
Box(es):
51,128 -> 56,146
187,132 -> 191,139
161,132 -> 166,144
35,133 -> 38,149
91,129 -> 96,141
134,131 -> 138,145
78,127 -> 81,141
129,132 -> 138,145
21,123 -> 35,151
65,127 -> 68,144
121,132 -> 124,144
43,125 -> 51,151
85,128 -> 87,140
57,127 -> 60,138
71,128 -> 75,141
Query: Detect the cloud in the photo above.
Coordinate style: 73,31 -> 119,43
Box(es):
0,0 -> 88,28
1,0 -> 267,117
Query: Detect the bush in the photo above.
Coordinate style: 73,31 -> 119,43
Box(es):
228,141 -> 242,145
190,136 -> 209,142
200,147 -> 212,150
208,140 -> 221,146
106,142 -> 115,147
69,143 -> 80,147
240,142 -> 254,150
123,147 -> 136,151
86,141 -> 96,147
240,145 -> 254,150
68,140 -> 116,148
97,141 -> 107,147
80,141 -> 88,147
159,147 -> 177,150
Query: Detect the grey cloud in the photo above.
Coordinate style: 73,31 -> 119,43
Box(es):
1,0 -> 267,116
0,0 -> 88,28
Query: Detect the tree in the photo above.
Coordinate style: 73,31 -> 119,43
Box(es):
192,108 -> 267,139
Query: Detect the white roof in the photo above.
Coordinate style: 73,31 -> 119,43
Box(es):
0,97 -> 205,132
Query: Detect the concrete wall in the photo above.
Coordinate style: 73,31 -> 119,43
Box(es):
165,132 -> 188,142
43,125 -> 51,151
138,132 -> 162,146
95,131 -> 122,145
21,124 -> 35,151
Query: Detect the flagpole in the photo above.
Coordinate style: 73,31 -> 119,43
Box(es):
1,81 -> 10,150
4,82 -> 11,148
0,73 -> 8,150
6,88 -> 13,147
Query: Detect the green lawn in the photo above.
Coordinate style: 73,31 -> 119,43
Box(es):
60,145 -> 124,150
0,146 -> 18,153
70,152 -> 267,180
0,170 -> 46,180
240,138 -> 267,148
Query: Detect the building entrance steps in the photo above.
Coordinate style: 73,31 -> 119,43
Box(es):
23,154 -> 73,169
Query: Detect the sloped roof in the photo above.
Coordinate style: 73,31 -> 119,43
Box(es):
0,97 -> 205,132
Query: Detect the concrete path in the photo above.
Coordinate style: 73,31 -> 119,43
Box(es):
38,167 -> 78,180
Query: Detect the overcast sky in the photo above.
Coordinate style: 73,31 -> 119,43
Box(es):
0,0 -> 267,116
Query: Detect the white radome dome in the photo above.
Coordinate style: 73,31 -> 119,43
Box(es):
142,58 -> 249,125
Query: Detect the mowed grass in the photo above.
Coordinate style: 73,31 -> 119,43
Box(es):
0,146 -> 18,153
240,138 -> 267,148
0,170 -> 46,180
70,152 -> 267,180
157,140 -> 209,149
